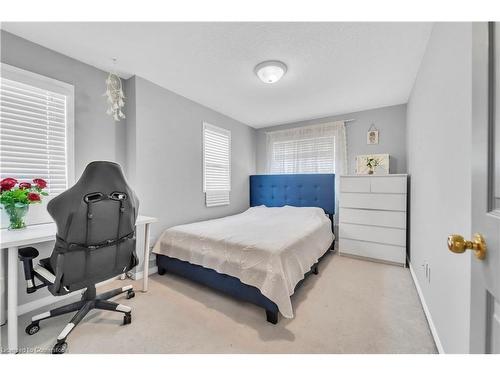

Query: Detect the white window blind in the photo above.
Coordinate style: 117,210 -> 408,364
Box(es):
0,77 -> 69,194
271,136 -> 335,174
267,123 -> 340,174
203,122 -> 231,207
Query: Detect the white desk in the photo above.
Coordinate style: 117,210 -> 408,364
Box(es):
0,215 -> 157,354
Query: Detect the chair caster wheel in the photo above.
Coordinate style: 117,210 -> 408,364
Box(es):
126,290 -> 135,299
123,313 -> 132,325
52,341 -> 68,354
25,323 -> 40,335
158,266 -> 166,275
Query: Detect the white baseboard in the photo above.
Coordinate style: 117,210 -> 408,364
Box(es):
409,262 -> 444,354
129,266 -> 158,280
17,275 -> 123,317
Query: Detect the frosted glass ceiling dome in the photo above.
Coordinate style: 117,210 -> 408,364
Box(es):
254,60 -> 287,84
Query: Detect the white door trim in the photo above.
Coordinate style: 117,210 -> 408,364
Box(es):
409,263 -> 444,354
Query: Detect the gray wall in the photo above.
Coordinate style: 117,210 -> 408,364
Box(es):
406,23 -> 472,353
256,104 -> 407,175
0,31 -> 130,307
126,76 -> 256,241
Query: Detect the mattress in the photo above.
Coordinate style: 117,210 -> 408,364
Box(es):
152,205 -> 334,318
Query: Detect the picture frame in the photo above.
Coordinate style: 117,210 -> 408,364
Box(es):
367,123 -> 379,144
367,129 -> 379,144
356,153 -> 390,175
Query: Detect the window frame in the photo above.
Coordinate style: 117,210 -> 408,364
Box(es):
1,63 -> 75,191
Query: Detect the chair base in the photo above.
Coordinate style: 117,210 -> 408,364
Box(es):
27,284 -> 135,354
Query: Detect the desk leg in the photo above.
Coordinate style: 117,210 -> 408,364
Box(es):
0,250 -> 5,327
7,246 -> 18,354
142,223 -> 151,292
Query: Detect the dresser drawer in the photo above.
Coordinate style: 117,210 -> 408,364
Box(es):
340,193 -> 406,211
339,223 -> 406,246
370,176 -> 407,194
339,238 -> 406,264
340,177 -> 370,193
339,208 -> 406,229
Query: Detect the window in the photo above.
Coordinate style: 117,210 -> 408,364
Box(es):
267,123 -> 344,174
203,122 -> 231,207
270,136 -> 335,174
0,64 -> 74,195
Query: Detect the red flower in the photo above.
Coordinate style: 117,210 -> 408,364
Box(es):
27,192 -> 41,202
32,178 -> 47,189
19,182 -> 32,189
0,178 -> 17,192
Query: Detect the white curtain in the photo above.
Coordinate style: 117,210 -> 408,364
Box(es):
266,121 -> 347,234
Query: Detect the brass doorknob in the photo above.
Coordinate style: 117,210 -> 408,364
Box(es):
447,233 -> 487,260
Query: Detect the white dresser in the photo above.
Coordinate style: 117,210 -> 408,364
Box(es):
339,174 -> 408,266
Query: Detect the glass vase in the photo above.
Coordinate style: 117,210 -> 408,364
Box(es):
4,203 -> 29,230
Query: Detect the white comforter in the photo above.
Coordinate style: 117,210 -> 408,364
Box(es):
152,205 -> 334,318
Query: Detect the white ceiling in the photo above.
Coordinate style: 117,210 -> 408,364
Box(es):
2,22 -> 432,128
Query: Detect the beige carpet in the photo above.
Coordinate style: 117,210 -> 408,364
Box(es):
2,253 -> 437,353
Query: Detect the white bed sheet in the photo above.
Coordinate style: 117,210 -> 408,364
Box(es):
152,205 -> 334,318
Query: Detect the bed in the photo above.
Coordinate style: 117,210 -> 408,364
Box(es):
153,174 -> 335,323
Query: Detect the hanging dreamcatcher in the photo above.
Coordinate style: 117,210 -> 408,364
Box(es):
104,58 -> 126,121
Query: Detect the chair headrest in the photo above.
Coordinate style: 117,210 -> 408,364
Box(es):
47,161 -> 139,245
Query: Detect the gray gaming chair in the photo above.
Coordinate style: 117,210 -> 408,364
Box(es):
18,161 -> 139,354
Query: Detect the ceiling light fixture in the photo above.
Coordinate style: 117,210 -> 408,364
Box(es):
254,60 -> 287,84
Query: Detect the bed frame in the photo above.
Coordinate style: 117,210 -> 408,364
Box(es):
156,173 -> 335,324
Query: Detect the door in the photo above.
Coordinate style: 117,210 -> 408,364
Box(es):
468,22 -> 500,353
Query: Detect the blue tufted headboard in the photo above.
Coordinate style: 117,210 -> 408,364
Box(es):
249,174 -> 335,215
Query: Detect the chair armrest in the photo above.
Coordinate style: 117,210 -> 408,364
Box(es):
19,247 -> 39,260
18,247 -> 40,294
